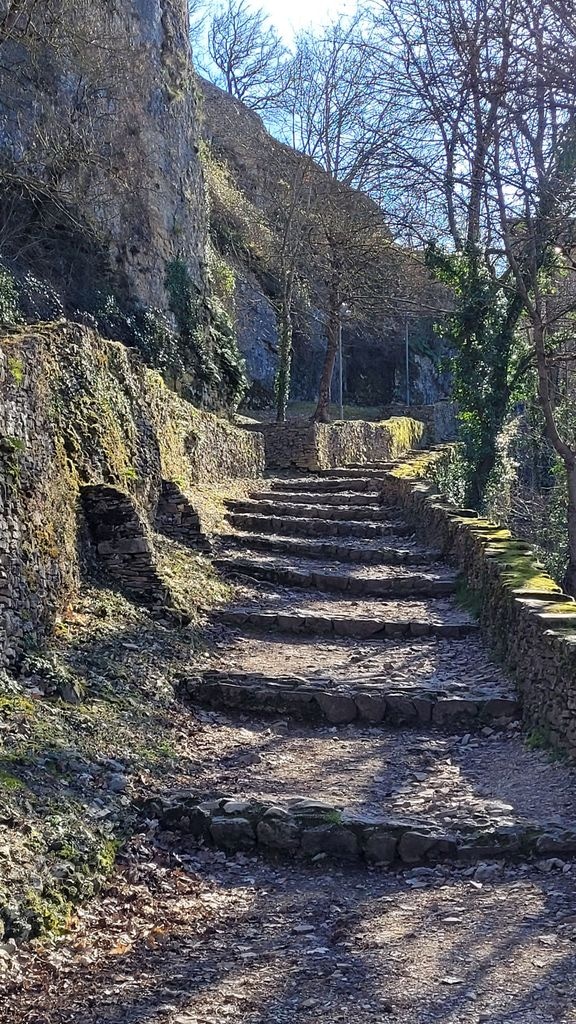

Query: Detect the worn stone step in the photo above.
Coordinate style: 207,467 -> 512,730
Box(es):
343,461 -> 396,470
269,476 -> 385,494
214,554 -> 458,598
185,670 -> 519,728
227,512 -> 414,540
249,489 -> 383,507
320,467 -> 393,479
149,792 -> 576,870
215,607 -> 478,640
227,499 -> 401,523
219,532 -> 440,565
149,721 -> 576,870
204,631 -> 517,703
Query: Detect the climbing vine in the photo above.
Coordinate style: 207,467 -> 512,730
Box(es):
426,243 -> 524,510
165,257 -> 247,410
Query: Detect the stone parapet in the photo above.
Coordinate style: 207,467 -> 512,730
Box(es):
381,448 -> 576,757
242,416 -> 426,471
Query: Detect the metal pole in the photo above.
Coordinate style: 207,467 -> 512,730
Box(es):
338,319 -> 344,421
405,317 -> 410,406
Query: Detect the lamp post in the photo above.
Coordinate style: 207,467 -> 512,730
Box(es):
338,302 -> 351,420
405,316 -> 410,407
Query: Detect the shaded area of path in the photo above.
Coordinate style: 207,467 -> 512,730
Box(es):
5,836 -> 576,1024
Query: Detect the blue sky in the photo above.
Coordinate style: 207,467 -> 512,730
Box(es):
257,0 -> 356,41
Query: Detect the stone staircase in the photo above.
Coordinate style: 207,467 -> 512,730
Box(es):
164,462 -> 576,874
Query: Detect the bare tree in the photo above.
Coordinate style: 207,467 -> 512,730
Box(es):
276,17 -> 399,421
207,0 -> 290,112
488,1 -> 576,590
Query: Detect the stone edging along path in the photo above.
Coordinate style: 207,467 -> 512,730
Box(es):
382,446 -> 576,757
146,792 -> 576,868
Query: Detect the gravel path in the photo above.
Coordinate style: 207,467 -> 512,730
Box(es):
5,841 -> 576,1024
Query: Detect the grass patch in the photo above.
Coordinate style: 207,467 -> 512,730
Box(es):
454,579 -> 482,619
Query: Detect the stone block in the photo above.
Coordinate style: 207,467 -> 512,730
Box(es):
432,699 -> 478,727
210,816 -> 256,851
301,825 -> 359,860
385,694 -> 418,724
315,691 -> 357,724
355,692 -> 387,723
398,830 -> 437,864
363,829 -> 398,865
257,817 -> 301,851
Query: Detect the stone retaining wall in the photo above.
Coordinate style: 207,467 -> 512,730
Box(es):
379,402 -> 456,442
381,449 -> 576,757
155,481 -> 211,551
0,323 -> 264,665
242,417 -> 426,471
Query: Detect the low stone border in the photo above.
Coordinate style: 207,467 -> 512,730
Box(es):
221,533 -> 435,566
378,449 -> 576,757
146,792 -> 576,867
214,556 -> 457,598
216,608 -> 479,640
227,513 -> 415,539
240,417 -> 426,472
184,671 -> 519,727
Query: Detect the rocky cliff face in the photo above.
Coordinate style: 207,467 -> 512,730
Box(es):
0,0 -> 206,309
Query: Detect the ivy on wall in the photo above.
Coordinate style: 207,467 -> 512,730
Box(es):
0,257 -> 248,413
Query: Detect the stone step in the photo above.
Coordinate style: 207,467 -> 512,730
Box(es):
185,670 -> 519,728
150,783 -> 576,870
320,467 -> 393,479
250,490 -> 383,507
214,554 -> 458,598
219,532 -> 440,565
149,719 -> 576,870
342,461 -> 396,470
269,477 -> 385,494
215,607 -> 478,640
227,499 -> 401,523
204,631 -> 517,703
227,513 -> 414,540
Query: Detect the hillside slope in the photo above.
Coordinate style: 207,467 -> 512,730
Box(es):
199,78 -> 449,411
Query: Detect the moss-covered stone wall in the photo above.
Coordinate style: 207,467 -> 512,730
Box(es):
0,323 -> 264,665
243,416 -> 426,471
381,447 -> 576,756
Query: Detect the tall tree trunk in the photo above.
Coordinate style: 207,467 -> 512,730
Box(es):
275,299 -> 293,423
313,280 -> 340,423
564,462 -> 576,596
466,446 -> 497,512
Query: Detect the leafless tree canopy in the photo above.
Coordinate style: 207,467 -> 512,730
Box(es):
206,0 -> 290,111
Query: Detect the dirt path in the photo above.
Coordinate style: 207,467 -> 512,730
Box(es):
3,463 -> 576,1023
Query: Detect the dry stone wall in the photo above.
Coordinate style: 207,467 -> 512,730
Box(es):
0,323 -> 264,665
382,449 -> 576,757
243,417 -> 426,471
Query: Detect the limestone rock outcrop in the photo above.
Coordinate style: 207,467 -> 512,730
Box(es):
0,0 -> 206,310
